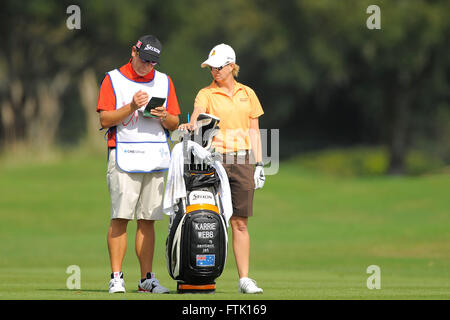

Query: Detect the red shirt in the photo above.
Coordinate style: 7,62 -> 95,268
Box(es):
97,60 -> 181,147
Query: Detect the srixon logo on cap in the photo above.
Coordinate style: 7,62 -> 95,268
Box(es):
144,44 -> 160,54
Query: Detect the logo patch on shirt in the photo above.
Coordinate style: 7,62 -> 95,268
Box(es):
240,97 -> 249,102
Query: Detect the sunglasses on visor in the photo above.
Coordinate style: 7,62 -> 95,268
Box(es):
210,63 -> 231,72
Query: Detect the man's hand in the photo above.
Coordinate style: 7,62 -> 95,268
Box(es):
99,90 -> 150,129
150,106 -> 167,120
131,90 -> 149,110
254,163 -> 265,190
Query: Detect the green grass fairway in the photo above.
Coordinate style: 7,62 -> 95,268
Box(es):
0,153 -> 449,299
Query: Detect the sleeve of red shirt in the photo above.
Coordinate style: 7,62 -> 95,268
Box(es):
166,76 -> 181,116
96,74 -> 116,112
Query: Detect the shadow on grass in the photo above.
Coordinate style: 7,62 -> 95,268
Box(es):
36,289 -> 186,295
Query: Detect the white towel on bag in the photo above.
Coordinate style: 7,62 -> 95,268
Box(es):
163,140 -> 233,225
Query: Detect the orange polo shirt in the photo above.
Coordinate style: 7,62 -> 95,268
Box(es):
194,80 -> 264,153
97,60 -> 181,147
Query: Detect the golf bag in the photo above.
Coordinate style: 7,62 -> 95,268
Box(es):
166,114 -> 228,293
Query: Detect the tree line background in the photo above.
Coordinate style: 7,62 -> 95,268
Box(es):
1,0 -> 449,175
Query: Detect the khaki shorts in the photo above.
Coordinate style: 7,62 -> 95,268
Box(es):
222,154 -> 255,218
106,148 -> 165,221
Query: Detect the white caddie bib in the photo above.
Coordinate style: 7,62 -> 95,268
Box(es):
108,69 -> 171,173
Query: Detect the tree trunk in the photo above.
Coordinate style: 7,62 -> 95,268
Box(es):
386,92 -> 410,175
0,79 -> 27,151
25,73 -> 70,150
78,69 -> 103,150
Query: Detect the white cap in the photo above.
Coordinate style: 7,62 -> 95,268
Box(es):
201,43 -> 236,68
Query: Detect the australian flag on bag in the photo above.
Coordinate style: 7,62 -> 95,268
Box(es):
196,254 -> 215,267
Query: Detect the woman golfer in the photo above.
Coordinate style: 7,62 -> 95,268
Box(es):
179,43 -> 265,294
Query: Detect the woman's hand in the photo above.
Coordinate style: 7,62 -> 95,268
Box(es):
178,122 -> 196,132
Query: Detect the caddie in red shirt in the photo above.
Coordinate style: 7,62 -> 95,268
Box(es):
97,35 -> 180,294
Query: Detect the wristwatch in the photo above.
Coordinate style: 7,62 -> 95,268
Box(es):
256,162 -> 264,167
